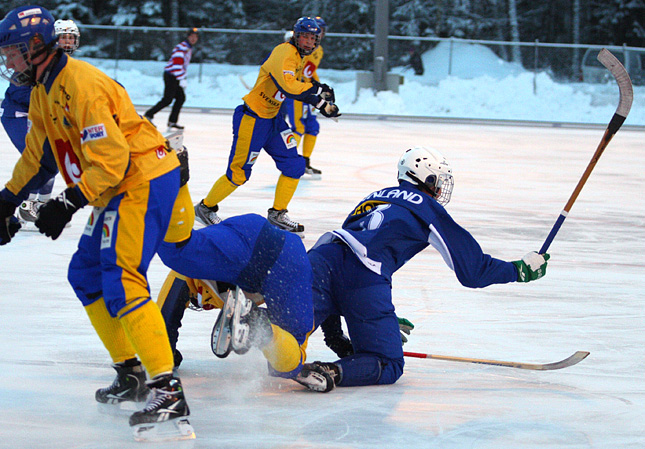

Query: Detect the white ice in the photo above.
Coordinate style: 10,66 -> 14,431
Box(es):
1,108 -> 644,448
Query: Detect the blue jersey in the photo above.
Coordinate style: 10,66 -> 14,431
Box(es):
313,180 -> 517,287
1,83 -> 31,116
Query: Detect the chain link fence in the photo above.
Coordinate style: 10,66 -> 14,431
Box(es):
77,25 -> 644,86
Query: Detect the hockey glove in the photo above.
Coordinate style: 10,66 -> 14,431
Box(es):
36,187 -> 87,240
512,252 -> 550,282
318,101 -> 341,119
312,80 -> 335,103
321,315 -> 354,358
176,147 -> 190,187
398,316 -> 415,345
0,199 -> 21,245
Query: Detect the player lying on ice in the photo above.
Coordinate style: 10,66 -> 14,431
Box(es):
155,146 -> 550,393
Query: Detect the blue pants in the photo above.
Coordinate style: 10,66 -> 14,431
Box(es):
282,98 -> 320,138
225,105 -> 305,186
158,214 -> 314,344
308,242 -> 404,387
68,169 -> 180,317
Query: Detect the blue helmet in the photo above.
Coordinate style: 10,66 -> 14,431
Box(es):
0,5 -> 57,86
315,16 -> 328,33
292,16 -> 321,56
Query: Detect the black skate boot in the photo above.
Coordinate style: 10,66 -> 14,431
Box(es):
194,200 -> 222,226
267,208 -> 304,235
95,358 -> 149,404
129,374 -> 195,441
295,361 -> 340,393
303,157 -> 322,180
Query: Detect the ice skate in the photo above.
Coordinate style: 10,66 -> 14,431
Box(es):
195,200 -> 222,226
95,359 -> 149,404
267,208 -> 304,236
211,288 -> 237,358
130,374 -> 195,442
230,291 -> 272,355
302,157 -> 322,180
166,122 -> 185,132
295,361 -> 339,393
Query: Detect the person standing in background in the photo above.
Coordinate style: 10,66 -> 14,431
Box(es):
145,28 -> 199,131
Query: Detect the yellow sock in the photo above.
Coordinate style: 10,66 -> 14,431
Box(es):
119,300 -> 174,378
164,184 -> 195,243
273,174 -> 299,210
85,300 -> 136,364
302,134 -> 317,159
204,175 -> 238,208
261,324 -> 306,373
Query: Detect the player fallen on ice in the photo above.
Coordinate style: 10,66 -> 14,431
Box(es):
0,6 -> 194,441
300,147 -> 550,391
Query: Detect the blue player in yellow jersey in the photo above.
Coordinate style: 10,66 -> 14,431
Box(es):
1,18 -> 80,225
194,16 -> 340,235
0,6 -> 194,440
300,146 -> 550,391
281,16 -> 328,180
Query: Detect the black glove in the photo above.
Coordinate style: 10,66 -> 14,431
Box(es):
318,101 -> 341,119
176,147 -> 190,187
0,199 -> 21,245
36,187 -> 86,240
312,80 -> 335,103
320,315 -> 354,358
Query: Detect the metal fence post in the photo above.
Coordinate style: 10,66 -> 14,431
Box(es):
448,37 -> 453,76
533,39 -> 539,95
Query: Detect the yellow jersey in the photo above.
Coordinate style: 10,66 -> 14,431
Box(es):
302,45 -> 324,83
6,52 -> 178,208
243,42 -> 319,119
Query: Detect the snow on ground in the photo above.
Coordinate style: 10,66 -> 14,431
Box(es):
3,41 -> 642,126
1,109 -> 644,448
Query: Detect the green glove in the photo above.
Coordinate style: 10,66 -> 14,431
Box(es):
398,317 -> 415,345
512,252 -> 550,282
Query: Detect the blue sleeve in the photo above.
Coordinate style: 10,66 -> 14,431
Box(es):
432,211 -> 518,288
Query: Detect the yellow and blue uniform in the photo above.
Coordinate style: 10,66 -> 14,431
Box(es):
202,41 -> 324,213
157,213 -> 314,377
0,51 -> 182,378
281,45 -> 323,155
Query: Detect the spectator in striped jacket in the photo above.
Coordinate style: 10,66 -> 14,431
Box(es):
145,28 -> 199,131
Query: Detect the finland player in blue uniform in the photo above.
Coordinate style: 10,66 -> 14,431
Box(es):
301,146 -> 550,390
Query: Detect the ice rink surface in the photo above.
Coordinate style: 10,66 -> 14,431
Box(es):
0,111 -> 643,448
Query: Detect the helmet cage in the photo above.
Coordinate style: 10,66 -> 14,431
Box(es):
398,147 -> 454,205
0,6 -> 57,86
293,17 -> 321,56
54,19 -> 80,54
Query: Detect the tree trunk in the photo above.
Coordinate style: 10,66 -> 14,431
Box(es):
508,0 -> 522,64
572,0 -> 581,80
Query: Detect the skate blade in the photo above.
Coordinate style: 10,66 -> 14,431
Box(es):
211,289 -> 235,358
133,417 -> 196,442
17,220 -> 71,232
301,173 -> 322,181
97,400 -> 144,417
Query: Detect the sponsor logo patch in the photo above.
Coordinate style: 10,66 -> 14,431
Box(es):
101,211 -> 117,249
248,151 -> 260,165
18,8 -> 42,18
280,129 -> 298,149
156,147 -> 166,159
274,90 -> 286,102
83,207 -> 104,236
81,124 -> 107,144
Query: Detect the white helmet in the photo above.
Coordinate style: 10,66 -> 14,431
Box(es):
397,146 -> 454,205
54,19 -> 80,54
284,30 -> 294,42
